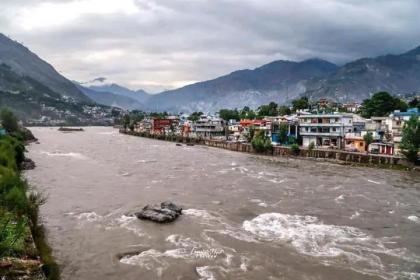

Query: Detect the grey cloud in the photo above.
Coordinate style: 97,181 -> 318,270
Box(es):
1,0 -> 419,92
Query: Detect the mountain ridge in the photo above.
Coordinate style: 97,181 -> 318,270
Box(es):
0,33 -> 90,102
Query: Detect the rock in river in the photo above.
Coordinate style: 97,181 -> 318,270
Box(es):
21,158 -> 36,170
135,201 -> 182,223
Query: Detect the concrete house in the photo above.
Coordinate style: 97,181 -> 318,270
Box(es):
299,113 -> 353,149
193,115 -> 225,139
386,108 -> 419,155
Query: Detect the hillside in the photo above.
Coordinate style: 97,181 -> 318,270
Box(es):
76,84 -> 145,110
304,45 -> 420,101
0,33 -> 89,102
146,59 -> 338,112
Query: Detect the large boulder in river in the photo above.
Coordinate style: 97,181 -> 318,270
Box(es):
135,201 -> 182,223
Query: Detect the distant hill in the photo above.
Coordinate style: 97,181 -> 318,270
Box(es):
76,83 -> 145,110
89,83 -> 150,104
0,33 -> 90,102
146,59 -> 339,112
299,45 -> 420,102
0,63 -> 90,120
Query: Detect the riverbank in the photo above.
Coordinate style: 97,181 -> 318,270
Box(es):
120,130 -> 412,169
0,129 -> 58,279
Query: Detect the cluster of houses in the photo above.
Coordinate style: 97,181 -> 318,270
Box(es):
132,107 -> 419,156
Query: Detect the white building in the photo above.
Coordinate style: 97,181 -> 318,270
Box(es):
299,113 -> 353,149
193,115 -> 225,138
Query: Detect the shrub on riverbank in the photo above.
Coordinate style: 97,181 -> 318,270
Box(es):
0,110 -> 58,279
251,130 -> 273,153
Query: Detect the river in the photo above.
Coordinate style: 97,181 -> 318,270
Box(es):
25,127 -> 420,280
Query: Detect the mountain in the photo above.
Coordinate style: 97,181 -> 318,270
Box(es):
145,59 -> 338,112
0,34 -> 119,124
0,63 -> 93,121
0,33 -> 90,102
76,83 -> 145,110
304,45 -> 420,101
87,80 -> 150,104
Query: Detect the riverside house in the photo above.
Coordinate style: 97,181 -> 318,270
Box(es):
299,113 -> 353,149
193,115 -> 225,139
266,115 -> 299,144
386,108 -> 419,155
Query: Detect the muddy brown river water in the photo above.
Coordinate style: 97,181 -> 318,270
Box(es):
25,127 -> 420,280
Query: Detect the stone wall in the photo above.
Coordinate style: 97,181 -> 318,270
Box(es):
120,130 -> 405,166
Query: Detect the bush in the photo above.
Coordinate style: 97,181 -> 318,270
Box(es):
291,144 -> 300,155
0,108 -> 19,133
400,115 -> 419,165
308,142 -> 315,151
251,130 -> 272,153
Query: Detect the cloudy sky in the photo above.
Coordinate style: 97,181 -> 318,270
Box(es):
1,0 -> 419,93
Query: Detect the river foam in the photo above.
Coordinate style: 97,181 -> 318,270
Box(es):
242,213 -> 420,278
40,151 -> 88,160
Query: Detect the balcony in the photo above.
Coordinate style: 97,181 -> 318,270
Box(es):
299,123 -> 343,127
300,132 -> 342,137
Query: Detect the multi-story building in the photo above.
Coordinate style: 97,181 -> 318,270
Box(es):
386,108 -> 419,155
134,118 -> 152,133
266,116 -> 299,144
193,116 -> 225,138
299,114 -> 353,149
151,117 -> 179,135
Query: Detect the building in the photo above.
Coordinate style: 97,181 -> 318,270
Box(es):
266,116 -> 299,144
363,117 -> 388,141
368,142 -> 394,155
344,133 -> 365,152
299,114 -> 353,149
151,117 -> 179,135
342,102 -> 361,113
193,115 -> 225,138
134,118 -> 152,133
386,108 -> 419,155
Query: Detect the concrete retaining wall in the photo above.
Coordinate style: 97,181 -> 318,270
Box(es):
121,130 -> 405,166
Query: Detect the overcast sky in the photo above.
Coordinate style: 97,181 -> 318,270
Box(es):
1,0 -> 420,93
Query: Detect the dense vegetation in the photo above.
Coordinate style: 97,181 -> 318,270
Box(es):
360,92 -> 408,118
0,108 -> 58,279
251,130 -> 273,153
400,116 -> 420,165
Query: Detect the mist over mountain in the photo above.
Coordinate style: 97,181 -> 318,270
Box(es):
75,83 -> 145,111
89,83 -> 150,104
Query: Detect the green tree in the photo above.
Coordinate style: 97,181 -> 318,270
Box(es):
251,130 -> 272,153
0,108 -> 19,133
360,92 -> 408,118
292,97 -> 309,112
245,126 -> 255,142
122,114 -> 130,130
258,102 -> 278,117
400,115 -> 419,164
290,143 -> 300,155
278,123 -> 288,144
219,109 -> 240,121
363,132 -> 374,152
239,107 -> 257,120
408,98 -> 420,110
188,112 -> 203,122
278,105 -> 291,115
